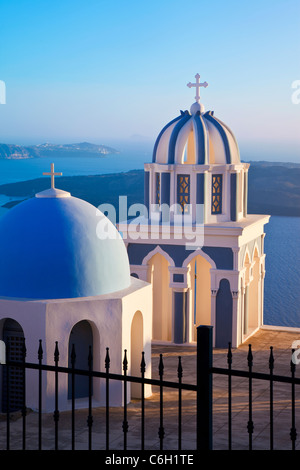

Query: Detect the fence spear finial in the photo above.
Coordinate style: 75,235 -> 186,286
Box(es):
54,341 -> 59,364
269,346 -> 274,371
105,347 -> 110,370
227,342 -> 232,366
159,354 -> 164,378
123,349 -> 128,372
247,344 -> 253,368
38,339 -> 43,361
140,351 -> 146,374
177,356 -> 183,380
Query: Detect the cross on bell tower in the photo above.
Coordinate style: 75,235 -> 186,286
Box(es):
187,73 -> 208,103
43,163 -> 62,189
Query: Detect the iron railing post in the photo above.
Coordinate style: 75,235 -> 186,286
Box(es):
38,339 -> 43,451
6,341 -> 10,451
71,343 -> 76,450
158,354 -> 165,450
269,346 -> 274,450
87,345 -> 93,450
105,347 -> 110,451
247,344 -> 254,450
178,356 -> 183,450
290,349 -> 297,450
53,341 -> 60,450
197,325 -> 213,451
122,350 -> 129,450
227,342 -> 232,450
21,338 -> 27,450
140,351 -> 146,451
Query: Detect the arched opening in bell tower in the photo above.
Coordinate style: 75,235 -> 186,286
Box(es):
130,311 -> 143,398
187,254 -> 212,342
147,252 -> 172,342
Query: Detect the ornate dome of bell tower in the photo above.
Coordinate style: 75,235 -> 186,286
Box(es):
144,73 -> 249,224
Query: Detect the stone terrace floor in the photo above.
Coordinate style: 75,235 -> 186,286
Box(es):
0,327 -> 299,452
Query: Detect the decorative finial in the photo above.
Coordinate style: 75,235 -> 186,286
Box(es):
187,73 -> 208,103
43,163 -> 62,189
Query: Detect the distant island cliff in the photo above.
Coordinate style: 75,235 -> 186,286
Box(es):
0,161 -> 299,217
0,142 -> 119,159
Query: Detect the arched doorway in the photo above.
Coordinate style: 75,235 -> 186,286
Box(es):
243,252 -> 251,335
248,248 -> 260,333
2,318 -> 25,412
187,254 -> 212,341
147,252 -> 172,341
131,311 -> 143,398
68,320 -> 93,399
215,279 -> 233,348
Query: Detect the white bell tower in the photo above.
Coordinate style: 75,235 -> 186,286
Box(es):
121,74 -> 270,348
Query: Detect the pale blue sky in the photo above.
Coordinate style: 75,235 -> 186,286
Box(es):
0,0 -> 299,161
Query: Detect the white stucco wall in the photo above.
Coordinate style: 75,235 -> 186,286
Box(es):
0,277 -> 152,412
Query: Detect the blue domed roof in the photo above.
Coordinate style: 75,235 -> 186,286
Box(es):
152,107 -> 240,165
0,188 -> 131,299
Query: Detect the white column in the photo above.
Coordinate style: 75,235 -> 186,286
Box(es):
244,284 -> 249,335
260,264 -> 266,326
186,286 -> 194,343
210,289 -> 217,347
240,285 -> 245,344
231,290 -> 240,348
203,169 -> 209,224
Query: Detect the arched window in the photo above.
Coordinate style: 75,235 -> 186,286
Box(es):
177,174 -> 190,213
187,254 -> 212,341
211,174 -> 223,214
2,319 -> 25,412
131,311 -> 143,398
147,252 -> 172,341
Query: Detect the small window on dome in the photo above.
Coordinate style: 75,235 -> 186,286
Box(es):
211,174 -> 223,214
177,174 -> 190,213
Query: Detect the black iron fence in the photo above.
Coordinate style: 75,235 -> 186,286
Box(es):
0,326 -> 299,451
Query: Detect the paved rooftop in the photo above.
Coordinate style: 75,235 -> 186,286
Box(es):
1,327 -> 299,451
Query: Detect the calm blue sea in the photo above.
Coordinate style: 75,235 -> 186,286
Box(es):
264,216 -> 300,328
0,152 -> 298,329
0,151 -> 149,185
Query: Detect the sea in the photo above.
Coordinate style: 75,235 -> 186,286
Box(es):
0,151 -> 298,329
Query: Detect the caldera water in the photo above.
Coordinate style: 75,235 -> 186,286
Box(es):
0,152 -> 298,329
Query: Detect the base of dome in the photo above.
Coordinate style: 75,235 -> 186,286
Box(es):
36,188 -> 71,198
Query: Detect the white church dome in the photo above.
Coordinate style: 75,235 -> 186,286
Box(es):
152,109 -> 240,165
0,184 -> 131,300
153,74 -> 240,165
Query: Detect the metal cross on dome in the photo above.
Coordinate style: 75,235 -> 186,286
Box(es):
43,163 -> 62,189
187,73 -> 208,103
